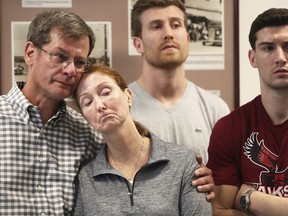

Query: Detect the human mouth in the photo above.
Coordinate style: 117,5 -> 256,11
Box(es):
274,68 -> 288,74
56,79 -> 75,87
162,44 -> 177,50
99,113 -> 113,122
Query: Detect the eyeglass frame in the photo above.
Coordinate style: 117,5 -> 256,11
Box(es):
37,46 -> 92,73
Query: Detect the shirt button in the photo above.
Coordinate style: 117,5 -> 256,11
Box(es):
37,185 -> 44,192
38,156 -> 44,163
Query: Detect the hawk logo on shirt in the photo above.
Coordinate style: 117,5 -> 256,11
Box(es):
244,132 -> 288,188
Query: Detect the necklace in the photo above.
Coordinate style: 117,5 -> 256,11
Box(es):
108,137 -> 144,181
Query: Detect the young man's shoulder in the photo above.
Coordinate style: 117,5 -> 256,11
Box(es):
151,133 -> 197,162
188,81 -> 230,112
213,95 -> 261,131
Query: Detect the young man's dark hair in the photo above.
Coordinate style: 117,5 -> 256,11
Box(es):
249,8 -> 288,50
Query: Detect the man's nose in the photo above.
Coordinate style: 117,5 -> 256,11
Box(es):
275,47 -> 288,65
63,61 -> 77,78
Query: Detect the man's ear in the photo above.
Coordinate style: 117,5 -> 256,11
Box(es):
248,49 -> 257,68
133,37 -> 143,54
24,42 -> 36,66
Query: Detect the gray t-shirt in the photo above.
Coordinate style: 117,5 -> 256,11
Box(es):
73,133 -> 212,216
129,81 -> 230,163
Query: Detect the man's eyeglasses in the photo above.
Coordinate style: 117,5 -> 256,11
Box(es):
38,47 -> 91,73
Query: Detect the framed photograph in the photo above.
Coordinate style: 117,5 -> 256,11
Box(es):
233,0 -> 239,108
11,21 -> 112,84
236,0 -> 287,106
1,0 -> 235,109
22,0 -> 72,8
12,22 -> 30,84
128,0 -> 225,70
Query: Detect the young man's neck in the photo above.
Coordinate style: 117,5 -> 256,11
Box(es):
137,65 -> 188,106
261,87 -> 288,125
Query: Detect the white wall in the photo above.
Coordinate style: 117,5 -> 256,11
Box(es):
239,0 -> 288,105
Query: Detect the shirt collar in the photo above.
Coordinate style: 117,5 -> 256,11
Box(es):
91,132 -> 169,178
6,82 -> 67,124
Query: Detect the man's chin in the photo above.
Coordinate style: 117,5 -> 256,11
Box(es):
156,60 -> 185,69
52,88 -> 73,100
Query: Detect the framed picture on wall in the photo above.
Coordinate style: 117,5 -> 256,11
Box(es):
128,0 -> 225,70
236,0 -> 287,106
11,21 -> 112,84
12,22 -> 30,84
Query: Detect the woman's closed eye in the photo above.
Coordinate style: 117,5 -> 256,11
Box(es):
80,97 -> 93,108
100,87 -> 111,96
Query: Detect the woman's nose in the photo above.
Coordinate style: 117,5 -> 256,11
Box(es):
95,100 -> 106,112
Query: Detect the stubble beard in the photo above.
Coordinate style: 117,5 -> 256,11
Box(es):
149,52 -> 188,69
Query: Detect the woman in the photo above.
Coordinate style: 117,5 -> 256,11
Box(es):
72,64 -> 211,215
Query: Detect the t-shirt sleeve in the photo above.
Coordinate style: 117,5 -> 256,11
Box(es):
207,115 -> 242,187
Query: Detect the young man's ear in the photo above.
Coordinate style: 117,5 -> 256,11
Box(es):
248,49 -> 257,68
133,37 -> 144,54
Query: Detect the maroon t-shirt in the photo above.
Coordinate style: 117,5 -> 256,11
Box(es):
207,95 -> 288,196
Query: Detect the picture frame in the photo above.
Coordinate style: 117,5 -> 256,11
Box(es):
1,0 -> 235,110
11,21 -> 112,84
236,0 -> 287,106
128,0 -> 225,70
233,0 -> 239,108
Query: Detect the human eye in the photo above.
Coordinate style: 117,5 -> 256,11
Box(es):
74,59 -> 87,69
283,43 -> 288,51
150,22 -> 162,30
100,87 -> 111,96
80,97 -> 93,108
54,53 -> 69,63
260,44 -> 275,52
171,20 -> 181,29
